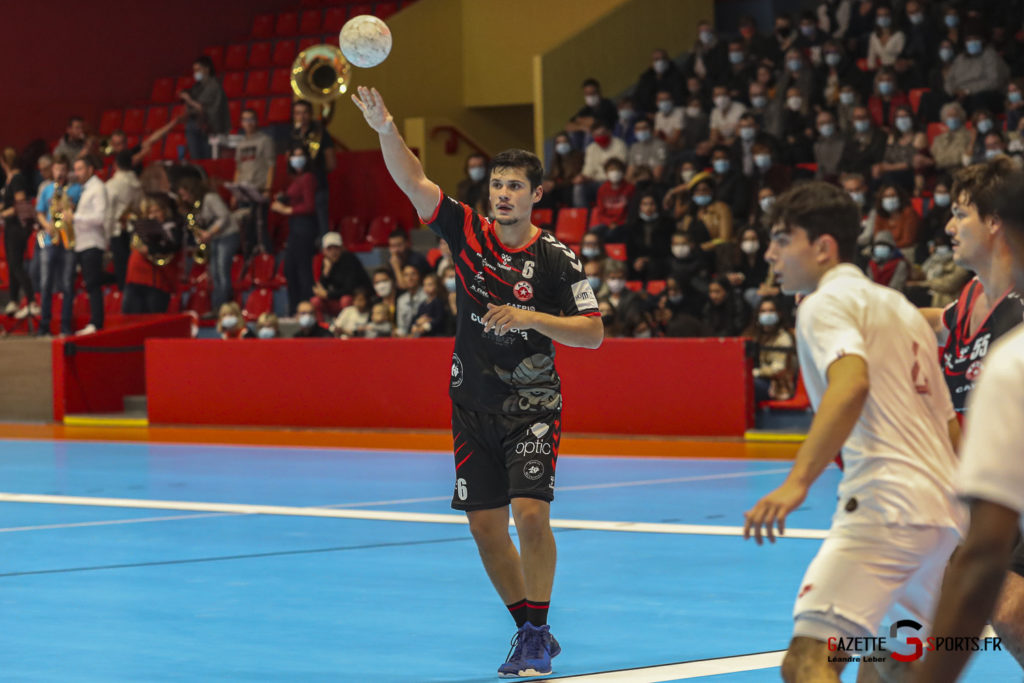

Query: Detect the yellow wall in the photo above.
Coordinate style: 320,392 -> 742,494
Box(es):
534,0 -> 712,152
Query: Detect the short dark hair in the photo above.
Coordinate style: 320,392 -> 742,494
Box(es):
372,266 -> 394,280
768,181 -> 860,263
241,108 -> 259,121
67,116 -> 84,127
52,154 -> 70,167
581,78 -> 600,90
490,149 -> 544,190
194,55 -> 215,74
388,227 -> 408,242
76,155 -> 99,170
952,157 -> 1019,219
293,99 -> 313,113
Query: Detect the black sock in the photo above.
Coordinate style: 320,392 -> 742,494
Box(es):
506,599 -> 528,628
526,600 -> 549,627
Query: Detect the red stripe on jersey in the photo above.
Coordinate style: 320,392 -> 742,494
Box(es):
456,451 -> 473,470
461,206 -> 483,253
459,249 -> 479,273
481,230 -> 523,273
484,265 -> 512,286
490,224 -> 543,254
419,186 -> 444,224
454,264 -> 484,306
581,311 -> 602,317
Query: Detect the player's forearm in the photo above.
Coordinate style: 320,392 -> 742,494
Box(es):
789,378 -> 868,487
378,122 -> 428,201
529,313 -> 603,349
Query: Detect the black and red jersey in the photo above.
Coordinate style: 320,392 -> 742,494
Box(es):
425,193 -> 600,414
941,277 -> 1024,413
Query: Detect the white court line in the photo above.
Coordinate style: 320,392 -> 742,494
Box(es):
544,650 -> 785,681
0,492 -> 829,539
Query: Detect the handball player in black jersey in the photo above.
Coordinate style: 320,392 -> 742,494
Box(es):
919,158 -> 1024,668
353,87 -> 603,678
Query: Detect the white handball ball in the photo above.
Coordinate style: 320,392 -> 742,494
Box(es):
339,15 -> 393,68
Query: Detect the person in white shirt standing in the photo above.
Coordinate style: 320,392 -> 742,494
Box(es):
105,151 -> 142,292
63,156 -> 109,335
743,181 -> 964,682
915,169 -> 1024,683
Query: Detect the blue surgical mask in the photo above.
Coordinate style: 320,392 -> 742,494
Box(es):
581,246 -> 600,259
712,159 -> 730,174
758,312 -> 780,327
877,16 -> 891,28
1010,91 -> 1023,104
729,51 -> 745,64
945,14 -> 959,28
639,210 -> 658,222
819,123 -> 836,137
693,194 -> 713,206
800,25 -> 815,38
739,127 -> 756,141
966,40 -> 983,56
839,91 -> 855,106
699,30 -> 714,45
935,245 -> 952,256
220,315 -> 238,330
825,52 -> 842,67
618,108 -> 634,121
787,58 -> 802,72
658,100 -> 674,114
759,196 -> 776,213
468,166 -> 486,182
878,81 -> 894,96
555,142 -> 571,155
587,275 -> 602,290
909,13 -> 924,25
298,313 -> 315,328
976,118 -> 993,134
985,148 -> 1002,160
895,116 -> 913,133
751,95 -> 767,109
849,191 -> 865,206
635,129 -> 651,142
754,154 -> 772,170
444,277 -> 457,292
258,327 -> 276,339
939,47 -> 955,62
945,117 -> 962,131
873,244 -> 893,261
933,193 -> 951,207
882,197 -> 900,213
854,119 -> 871,133
289,156 -> 307,171
193,70 -> 204,82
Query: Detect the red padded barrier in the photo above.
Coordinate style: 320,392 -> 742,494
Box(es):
146,338 -> 753,436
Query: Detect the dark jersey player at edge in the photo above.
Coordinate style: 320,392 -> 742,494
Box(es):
352,86 -> 603,680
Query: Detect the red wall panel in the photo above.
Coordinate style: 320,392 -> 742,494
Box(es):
146,338 -> 753,437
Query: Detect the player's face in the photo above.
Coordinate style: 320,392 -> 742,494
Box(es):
765,225 -> 822,294
489,167 -> 541,227
946,196 -> 991,269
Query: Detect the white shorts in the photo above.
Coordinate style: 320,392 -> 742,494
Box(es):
792,523 -> 959,646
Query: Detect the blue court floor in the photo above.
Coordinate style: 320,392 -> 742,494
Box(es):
0,439 -> 1017,682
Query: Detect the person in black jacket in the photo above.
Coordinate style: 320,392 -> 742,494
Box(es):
633,48 -> 685,114
702,275 -> 749,336
311,231 -> 370,318
614,193 -> 674,281
292,300 -> 333,338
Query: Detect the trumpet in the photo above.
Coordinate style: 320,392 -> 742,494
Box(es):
50,185 -> 74,249
183,199 -> 208,265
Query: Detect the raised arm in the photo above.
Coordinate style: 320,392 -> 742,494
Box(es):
352,87 -> 441,219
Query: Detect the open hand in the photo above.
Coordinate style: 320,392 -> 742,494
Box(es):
743,479 -> 808,545
351,86 -> 394,134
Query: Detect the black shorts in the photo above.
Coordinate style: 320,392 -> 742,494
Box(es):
450,402 -> 561,511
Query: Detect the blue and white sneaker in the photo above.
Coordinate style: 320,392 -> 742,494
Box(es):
498,622 -> 553,678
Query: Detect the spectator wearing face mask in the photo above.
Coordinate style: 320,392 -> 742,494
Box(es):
931,102 -> 971,171
871,184 -> 920,248
919,40 -> 959,123
653,90 -> 685,149
724,228 -> 770,309
370,266 -> 398,324
794,10 -> 824,51
746,82 -> 771,126
618,193 -> 674,281
945,31 -> 1011,116
579,230 -> 607,265
723,40 -> 755,98
216,302 -> 252,339
271,142 -> 318,315
906,232 -> 970,308
738,15 -> 775,63
652,278 -> 708,338
750,143 -> 791,197
566,78 -> 618,133
681,175 -> 732,255
1006,80 -> 1024,134
683,21 -> 729,85
709,85 -> 748,145
583,258 -> 606,299
816,40 -> 866,109
311,231 -> 371,319
659,231 -> 710,295
867,69 -> 910,129
394,264 -> 427,337
866,4 -> 905,70
702,276 -> 749,337
598,259 -> 643,325
292,300 -> 332,338
574,123 -> 627,208
899,0 -> 937,90
867,229 -> 909,292
455,153 -> 489,216
874,104 -> 931,192
333,288 -> 373,338
813,110 -> 848,182
540,131 -> 583,209
597,300 -> 622,339
439,264 -> 458,334
624,164 -> 669,217
730,115 -> 779,178
835,85 -> 861,134
745,297 -> 795,403
774,86 -> 816,165
772,50 -> 816,124
913,179 -> 953,263
709,147 -> 751,222
634,48 -> 685,115
750,187 -> 777,234
590,158 -> 634,236
255,312 -> 280,339
841,106 -> 887,177
681,97 -> 712,154
613,97 -> 639,146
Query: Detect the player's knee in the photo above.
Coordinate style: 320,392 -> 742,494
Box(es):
467,513 -> 510,548
782,637 -> 831,683
511,501 -> 550,540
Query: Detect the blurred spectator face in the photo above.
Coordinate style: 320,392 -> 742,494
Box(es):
324,242 -> 342,262
894,108 -> 914,133
373,271 -> 394,298
618,99 -> 635,121
739,18 -> 757,40
708,281 -> 727,305
664,277 -> 684,303
297,301 -> 317,328
713,86 -> 730,110
728,41 -> 745,65
939,40 -> 955,63
933,183 -> 951,208
145,199 -> 168,222
786,87 -> 803,112
798,18 -> 816,39
583,83 -> 601,107
592,125 -> 612,148
109,132 -> 126,154
876,74 -> 896,97
680,161 -> 697,184
880,187 -> 901,214
634,120 -> 652,142
816,112 -> 836,137
1009,83 -> 1023,105
466,154 -> 487,183
257,313 -> 279,338
671,233 -> 693,259
423,275 -> 440,299
738,117 -> 757,142
697,22 -> 714,45
441,266 -> 457,293
757,299 -> 780,329
692,182 -> 714,206
73,159 -> 93,184
686,77 -> 703,96
905,1 -> 924,25
604,160 -> 625,185
876,6 -> 893,29
402,265 -> 421,291
605,265 -> 627,293
656,92 -> 675,114
944,9 -> 959,28
753,144 -> 773,171
852,108 -> 872,134
741,228 -> 761,255
581,234 -> 602,259
756,65 -> 773,87
984,134 -> 1005,158
638,195 -> 659,220
749,84 -> 767,109
38,156 -> 53,181
554,134 -> 572,156
965,34 -> 984,56
712,150 -> 731,175
839,85 -> 857,106
293,102 -> 312,129
842,175 -> 868,207
652,49 -> 670,74
241,111 -> 258,135
775,17 -> 792,35
584,260 -> 603,290
785,50 -> 803,73
823,43 -> 842,67
67,118 -> 85,142
685,98 -> 703,118
52,160 -> 69,185
371,303 -> 390,324
758,188 -> 776,213
388,233 -> 410,258
974,112 -> 994,134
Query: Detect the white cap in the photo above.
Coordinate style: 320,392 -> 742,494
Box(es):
322,232 -> 343,249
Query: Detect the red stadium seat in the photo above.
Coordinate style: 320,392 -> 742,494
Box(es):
175,76 -> 194,95
324,7 -> 347,32
249,253 -> 278,288
647,280 -> 667,295
300,10 -> 322,34
99,109 -> 122,136
245,70 -> 269,96
222,72 -> 245,99
249,41 -> 272,69
338,216 -> 368,249
164,131 -> 187,160
0,261 -> 8,289
267,97 -> 293,123
367,215 -> 399,247
927,122 -> 946,146
145,106 -> 169,132
202,46 -> 225,74
350,3 -> 373,18
273,40 -> 297,68
252,13 -> 275,39
224,44 -> 249,71
242,288 -> 274,321
276,12 -> 299,36
243,99 -> 267,124
231,254 -> 248,292
228,100 -> 242,129
104,289 -> 123,316
909,88 -> 929,115
298,36 -> 319,52
122,108 -> 145,135
760,372 -> 810,412
554,208 -> 588,244
150,78 -> 175,104
531,208 -> 553,229
186,287 -> 212,317
375,2 -> 398,19
605,243 -> 627,261
625,280 -> 643,292
72,291 -> 90,319
270,68 -> 292,95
